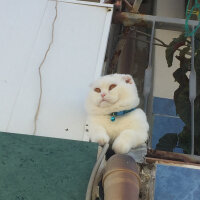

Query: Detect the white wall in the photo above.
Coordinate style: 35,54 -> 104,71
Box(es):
153,0 -> 185,99
0,0 -> 113,140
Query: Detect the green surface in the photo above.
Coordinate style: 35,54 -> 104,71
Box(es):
0,132 -> 98,200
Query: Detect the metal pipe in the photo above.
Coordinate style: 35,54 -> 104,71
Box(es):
147,149 -> 200,164
113,12 -> 199,31
143,20 -> 155,113
103,154 -> 140,200
189,25 -> 196,155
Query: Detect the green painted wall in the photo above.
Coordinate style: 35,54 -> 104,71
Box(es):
0,132 -> 98,200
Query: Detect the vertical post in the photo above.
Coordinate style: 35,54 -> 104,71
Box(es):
143,20 -> 155,149
189,25 -> 196,155
143,20 -> 155,113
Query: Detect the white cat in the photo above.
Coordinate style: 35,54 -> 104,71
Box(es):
85,74 -> 149,154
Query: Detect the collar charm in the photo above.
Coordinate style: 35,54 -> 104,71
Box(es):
110,115 -> 115,121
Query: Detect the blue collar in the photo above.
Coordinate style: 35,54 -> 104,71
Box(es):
110,107 -> 136,122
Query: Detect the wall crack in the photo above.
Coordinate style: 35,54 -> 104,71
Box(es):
33,0 -> 58,135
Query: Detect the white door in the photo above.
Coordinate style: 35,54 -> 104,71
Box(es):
0,0 -> 113,140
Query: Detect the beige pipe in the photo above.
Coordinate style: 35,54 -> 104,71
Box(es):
103,154 -> 140,200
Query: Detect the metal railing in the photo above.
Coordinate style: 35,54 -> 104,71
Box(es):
114,12 -> 199,155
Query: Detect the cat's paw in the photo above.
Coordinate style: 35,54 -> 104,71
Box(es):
91,133 -> 110,146
112,137 -> 132,154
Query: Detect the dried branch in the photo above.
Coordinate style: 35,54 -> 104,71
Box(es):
122,0 -> 133,11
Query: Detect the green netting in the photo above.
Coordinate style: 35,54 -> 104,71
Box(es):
0,132 -> 98,200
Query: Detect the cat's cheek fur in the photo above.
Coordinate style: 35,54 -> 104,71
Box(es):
89,125 -> 110,145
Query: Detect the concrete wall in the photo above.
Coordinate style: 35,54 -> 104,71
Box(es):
153,0 -> 185,99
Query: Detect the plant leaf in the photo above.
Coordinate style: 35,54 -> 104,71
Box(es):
178,126 -> 191,154
174,84 -> 190,125
156,133 -> 178,152
165,34 -> 186,67
179,46 -> 190,57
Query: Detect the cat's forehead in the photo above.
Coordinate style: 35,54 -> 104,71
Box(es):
92,75 -> 121,88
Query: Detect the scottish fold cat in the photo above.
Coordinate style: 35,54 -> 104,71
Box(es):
85,74 -> 149,154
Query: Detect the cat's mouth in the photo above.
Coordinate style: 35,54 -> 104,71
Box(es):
99,99 -> 109,104
98,98 -> 118,107
98,98 -> 111,106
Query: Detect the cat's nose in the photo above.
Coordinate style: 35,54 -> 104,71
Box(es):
101,93 -> 106,98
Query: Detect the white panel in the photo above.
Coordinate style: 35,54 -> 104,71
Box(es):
0,0 -> 113,140
0,0 -> 48,130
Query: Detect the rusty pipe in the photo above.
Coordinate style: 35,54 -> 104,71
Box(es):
103,154 -> 140,200
147,149 -> 200,164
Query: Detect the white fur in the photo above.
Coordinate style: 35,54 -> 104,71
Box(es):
85,74 -> 149,154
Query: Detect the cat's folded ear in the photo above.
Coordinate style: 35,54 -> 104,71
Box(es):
121,74 -> 133,84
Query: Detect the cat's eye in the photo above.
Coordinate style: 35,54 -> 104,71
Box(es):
109,84 -> 117,91
94,88 -> 101,93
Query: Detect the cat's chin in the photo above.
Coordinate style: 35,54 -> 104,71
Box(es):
98,101 -> 112,108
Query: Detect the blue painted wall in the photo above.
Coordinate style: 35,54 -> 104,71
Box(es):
152,97 -> 185,152
154,164 -> 200,200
